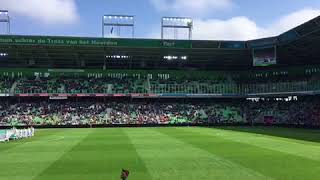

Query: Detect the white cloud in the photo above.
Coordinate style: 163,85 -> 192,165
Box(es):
150,8 -> 320,40
0,0 -> 79,25
267,8 -> 320,36
192,17 -> 264,40
151,0 -> 233,17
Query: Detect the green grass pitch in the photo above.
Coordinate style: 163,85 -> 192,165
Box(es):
1,127 -> 320,180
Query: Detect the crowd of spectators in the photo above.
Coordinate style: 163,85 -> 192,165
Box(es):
14,76 -> 147,94
0,101 -> 243,126
1,73 -> 320,127
0,97 -> 320,127
1,74 -> 320,95
0,76 -> 14,93
246,97 -> 320,126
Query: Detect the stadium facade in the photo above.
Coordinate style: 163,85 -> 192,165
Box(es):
0,15 -> 320,128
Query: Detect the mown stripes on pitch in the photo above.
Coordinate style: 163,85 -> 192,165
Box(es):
126,128 -> 271,180
33,129 -> 152,180
0,129 -> 91,180
156,127 -> 320,180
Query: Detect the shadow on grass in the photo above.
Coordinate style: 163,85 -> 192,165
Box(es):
214,126 -> 320,143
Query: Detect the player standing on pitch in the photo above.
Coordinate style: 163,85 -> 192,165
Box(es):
120,169 -> 129,180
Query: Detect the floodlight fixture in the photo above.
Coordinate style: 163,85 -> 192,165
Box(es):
161,16 -> 193,40
181,56 -> 188,60
106,55 -> 131,60
0,52 -> 8,57
0,10 -> 10,34
163,55 -> 188,61
102,14 -> 135,38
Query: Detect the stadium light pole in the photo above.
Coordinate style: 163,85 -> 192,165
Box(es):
161,17 -> 193,40
0,10 -> 10,34
102,15 -> 135,38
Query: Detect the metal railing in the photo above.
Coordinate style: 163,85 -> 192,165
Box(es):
3,80 -> 320,95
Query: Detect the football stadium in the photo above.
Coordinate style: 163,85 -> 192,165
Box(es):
1,2 -> 320,180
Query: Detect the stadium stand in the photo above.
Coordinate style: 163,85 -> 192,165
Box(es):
1,68 -> 320,95
0,76 -> 14,93
0,101 -> 245,126
1,15 -> 320,128
1,97 -> 320,127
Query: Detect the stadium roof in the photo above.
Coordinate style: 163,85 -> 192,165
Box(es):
0,15 -> 319,70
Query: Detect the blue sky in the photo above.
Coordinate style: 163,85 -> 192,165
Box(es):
0,0 -> 320,40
